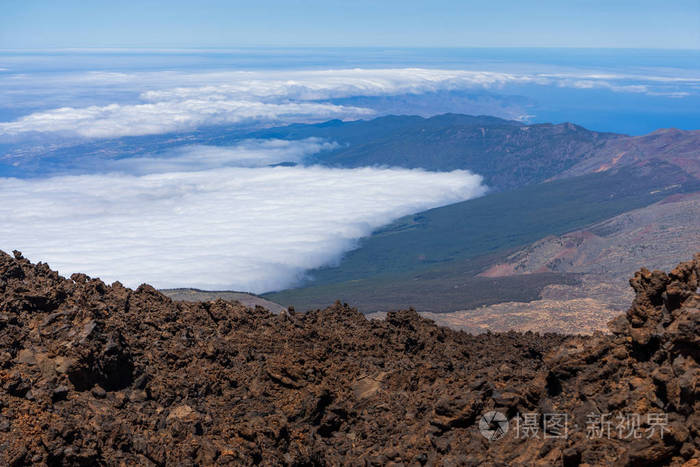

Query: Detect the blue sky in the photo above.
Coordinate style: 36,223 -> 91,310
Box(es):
1,0 -> 699,49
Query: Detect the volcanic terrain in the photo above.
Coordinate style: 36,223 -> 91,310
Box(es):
0,250 -> 698,465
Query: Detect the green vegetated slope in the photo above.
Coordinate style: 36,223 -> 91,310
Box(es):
266,263 -> 580,314
264,161 -> 700,313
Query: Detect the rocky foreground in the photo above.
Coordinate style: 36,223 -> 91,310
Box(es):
0,251 -> 698,466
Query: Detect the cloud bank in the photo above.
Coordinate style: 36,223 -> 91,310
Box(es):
0,142 -> 487,292
2,67 -> 693,140
0,100 -> 373,139
92,138 -> 338,174
0,68 -> 526,138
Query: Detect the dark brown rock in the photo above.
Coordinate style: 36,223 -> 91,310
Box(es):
0,250 -> 698,465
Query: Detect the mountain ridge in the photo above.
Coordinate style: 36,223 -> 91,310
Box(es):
252,113 -> 622,191
257,116 -> 700,324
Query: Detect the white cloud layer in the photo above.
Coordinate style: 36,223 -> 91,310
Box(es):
0,100 -> 373,139
0,143 -> 486,292
3,67 -> 691,139
0,68 -> 529,138
97,138 -> 338,174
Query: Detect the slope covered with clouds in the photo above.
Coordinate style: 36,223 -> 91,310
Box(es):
0,141 -> 486,292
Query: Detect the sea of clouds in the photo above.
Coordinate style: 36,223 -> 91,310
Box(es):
0,61 -> 695,292
0,140 -> 487,292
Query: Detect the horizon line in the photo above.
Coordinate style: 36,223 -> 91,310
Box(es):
1,46 -> 699,53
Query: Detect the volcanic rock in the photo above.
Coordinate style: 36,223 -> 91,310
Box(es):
0,250 -> 698,465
